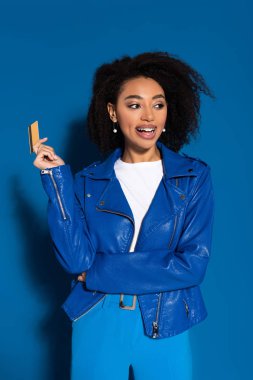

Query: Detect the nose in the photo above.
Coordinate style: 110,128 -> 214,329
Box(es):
140,106 -> 154,122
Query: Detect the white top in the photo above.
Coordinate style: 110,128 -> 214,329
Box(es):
114,157 -> 163,252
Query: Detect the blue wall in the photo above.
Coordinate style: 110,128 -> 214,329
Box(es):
1,0 -> 252,379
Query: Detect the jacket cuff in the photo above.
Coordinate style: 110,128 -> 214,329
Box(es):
40,164 -> 73,198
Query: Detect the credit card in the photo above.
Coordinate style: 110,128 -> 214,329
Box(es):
28,121 -> 40,153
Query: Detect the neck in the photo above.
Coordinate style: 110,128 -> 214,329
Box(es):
121,144 -> 162,163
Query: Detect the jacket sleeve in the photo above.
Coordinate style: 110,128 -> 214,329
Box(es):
85,165 -> 215,294
40,164 -> 96,274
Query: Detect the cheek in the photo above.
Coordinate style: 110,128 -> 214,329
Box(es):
117,109 -> 138,127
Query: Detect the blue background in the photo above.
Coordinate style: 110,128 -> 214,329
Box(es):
1,0 -> 252,379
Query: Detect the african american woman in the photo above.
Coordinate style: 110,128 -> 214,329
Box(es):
33,51 -> 215,380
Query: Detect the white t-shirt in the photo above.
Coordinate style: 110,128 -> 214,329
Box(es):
114,157 -> 163,252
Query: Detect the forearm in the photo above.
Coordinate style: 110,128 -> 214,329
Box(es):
41,164 -> 96,274
85,248 -> 209,294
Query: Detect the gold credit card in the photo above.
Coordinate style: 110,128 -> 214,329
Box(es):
28,121 -> 40,153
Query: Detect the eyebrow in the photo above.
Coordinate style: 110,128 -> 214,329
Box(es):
124,94 -> 166,100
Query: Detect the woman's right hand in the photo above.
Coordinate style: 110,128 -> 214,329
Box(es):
33,137 -> 65,170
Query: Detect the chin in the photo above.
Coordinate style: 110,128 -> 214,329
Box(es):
130,140 -> 159,152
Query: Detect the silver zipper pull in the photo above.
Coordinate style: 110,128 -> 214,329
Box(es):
41,169 -> 52,174
152,321 -> 159,338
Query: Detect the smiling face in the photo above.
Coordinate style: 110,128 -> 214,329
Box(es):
107,76 -> 167,161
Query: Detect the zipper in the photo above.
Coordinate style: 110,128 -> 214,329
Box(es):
152,214 -> 179,338
96,207 -> 134,226
73,294 -> 107,322
152,293 -> 162,338
96,207 -> 135,253
152,321 -> 159,338
152,176 -> 179,338
183,299 -> 190,318
168,214 -> 178,249
41,169 -> 67,220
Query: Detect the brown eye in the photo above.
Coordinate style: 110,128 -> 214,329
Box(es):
154,103 -> 165,109
128,104 -> 140,109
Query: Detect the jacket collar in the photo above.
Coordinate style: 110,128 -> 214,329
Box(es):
81,141 -> 199,180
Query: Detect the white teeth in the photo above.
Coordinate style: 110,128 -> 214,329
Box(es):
137,128 -> 155,132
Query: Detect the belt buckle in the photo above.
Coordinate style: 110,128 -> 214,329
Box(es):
119,294 -> 137,310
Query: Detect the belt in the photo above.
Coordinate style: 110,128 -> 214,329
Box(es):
119,293 -> 137,310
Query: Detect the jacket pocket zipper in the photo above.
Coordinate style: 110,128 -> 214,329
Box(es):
73,294 -> 107,322
183,299 -> 190,318
41,169 -> 67,220
152,178 -> 179,338
152,214 -> 179,338
152,292 -> 162,338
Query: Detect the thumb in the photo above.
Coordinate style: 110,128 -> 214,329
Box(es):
33,137 -> 48,154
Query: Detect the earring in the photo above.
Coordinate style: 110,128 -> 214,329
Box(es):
113,122 -> 118,133
162,128 -> 166,132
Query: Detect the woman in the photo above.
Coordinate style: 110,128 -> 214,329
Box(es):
33,51 -> 215,380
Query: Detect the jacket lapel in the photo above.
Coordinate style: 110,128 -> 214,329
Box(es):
133,176 -> 188,249
95,178 -> 134,224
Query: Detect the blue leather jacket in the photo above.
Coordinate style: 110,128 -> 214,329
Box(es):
40,141 -> 214,339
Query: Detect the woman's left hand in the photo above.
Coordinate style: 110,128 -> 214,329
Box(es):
77,272 -> 86,282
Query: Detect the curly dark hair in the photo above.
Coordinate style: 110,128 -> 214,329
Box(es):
87,51 -> 214,155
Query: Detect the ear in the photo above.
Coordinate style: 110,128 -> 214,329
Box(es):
107,102 -> 117,122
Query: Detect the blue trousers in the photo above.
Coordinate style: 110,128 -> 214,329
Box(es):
71,294 -> 193,380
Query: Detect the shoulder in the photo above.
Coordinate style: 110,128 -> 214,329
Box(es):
180,153 -> 213,195
181,152 -> 209,167
180,152 -> 212,178
73,160 -> 102,194
75,160 -> 102,178
158,142 -> 210,176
